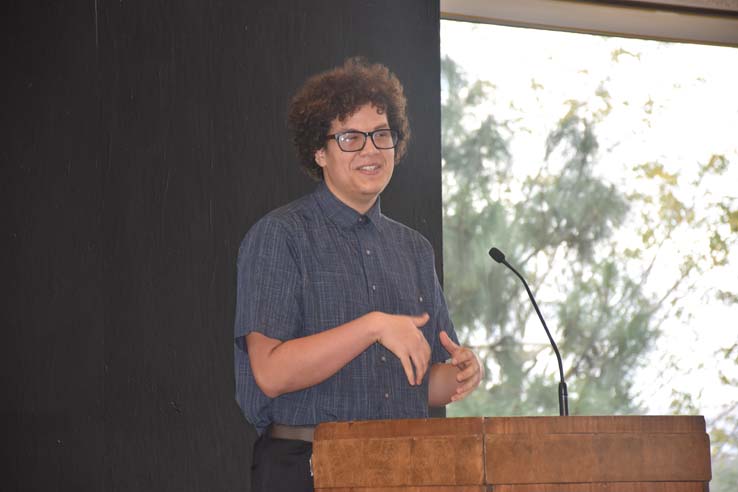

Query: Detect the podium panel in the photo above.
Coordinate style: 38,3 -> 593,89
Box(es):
313,416 -> 711,491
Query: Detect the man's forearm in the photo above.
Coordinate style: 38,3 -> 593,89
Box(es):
246,312 -> 381,398
247,311 -> 431,398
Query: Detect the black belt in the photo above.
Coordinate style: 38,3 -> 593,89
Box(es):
269,424 -> 316,442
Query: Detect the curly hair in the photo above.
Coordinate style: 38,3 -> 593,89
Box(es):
287,57 -> 410,181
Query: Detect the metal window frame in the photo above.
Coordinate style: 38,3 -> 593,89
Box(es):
440,0 -> 738,47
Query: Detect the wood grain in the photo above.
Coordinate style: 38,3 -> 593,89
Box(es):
313,416 -> 712,491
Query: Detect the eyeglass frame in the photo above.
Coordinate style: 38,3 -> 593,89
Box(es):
325,128 -> 400,152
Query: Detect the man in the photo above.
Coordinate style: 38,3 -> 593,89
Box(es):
234,58 -> 482,492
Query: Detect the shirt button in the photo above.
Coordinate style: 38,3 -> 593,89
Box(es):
372,284 -> 377,291
384,392 -> 390,399
380,355 -> 386,362
419,296 -> 424,302
366,249 -> 371,256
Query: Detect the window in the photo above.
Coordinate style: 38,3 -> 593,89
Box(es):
440,6 -> 738,491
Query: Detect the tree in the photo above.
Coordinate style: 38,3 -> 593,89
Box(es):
443,55 -> 653,416
441,51 -> 738,491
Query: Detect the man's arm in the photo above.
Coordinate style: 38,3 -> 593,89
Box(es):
246,312 -> 431,398
427,332 -> 483,407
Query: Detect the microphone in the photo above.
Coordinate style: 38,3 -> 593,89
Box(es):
488,247 -> 569,416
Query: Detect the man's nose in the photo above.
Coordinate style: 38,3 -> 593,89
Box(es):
360,135 -> 380,155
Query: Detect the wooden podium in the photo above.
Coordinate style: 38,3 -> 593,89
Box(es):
312,416 -> 711,491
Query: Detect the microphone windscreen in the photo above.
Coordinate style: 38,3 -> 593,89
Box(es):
488,247 -> 506,264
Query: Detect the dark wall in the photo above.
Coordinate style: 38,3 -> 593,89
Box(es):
4,1 -> 442,491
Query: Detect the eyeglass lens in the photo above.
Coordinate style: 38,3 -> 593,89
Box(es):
336,130 -> 397,151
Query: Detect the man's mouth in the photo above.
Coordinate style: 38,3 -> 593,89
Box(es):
357,164 -> 381,172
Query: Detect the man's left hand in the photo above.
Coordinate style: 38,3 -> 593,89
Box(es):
439,332 -> 483,402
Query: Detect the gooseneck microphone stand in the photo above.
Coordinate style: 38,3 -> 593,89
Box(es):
489,247 -> 569,416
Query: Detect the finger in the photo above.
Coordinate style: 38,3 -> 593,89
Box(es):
399,356 -> 416,386
456,363 -> 478,383
410,349 -> 429,385
458,352 -> 483,379
412,312 -> 430,327
453,372 -> 482,399
421,333 -> 431,358
422,338 -> 432,382
410,355 -> 423,385
451,348 -> 475,368
455,371 -> 482,397
458,374 -> 481,395
451,387 -> 475,402
439,331 -> 460,355
450,366 -> 481,402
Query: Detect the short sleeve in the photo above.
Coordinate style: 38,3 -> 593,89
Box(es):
234,217 -> 303,351
428,254 -> 460,366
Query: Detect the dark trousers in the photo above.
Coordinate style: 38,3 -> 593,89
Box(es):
250,432 -> 314,492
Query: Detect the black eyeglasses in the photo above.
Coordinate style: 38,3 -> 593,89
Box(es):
326,129 -> 399,152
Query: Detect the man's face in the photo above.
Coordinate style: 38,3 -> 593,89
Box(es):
315,104 -> 395,214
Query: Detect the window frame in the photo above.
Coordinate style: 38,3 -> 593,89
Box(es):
440,0 -> 738,47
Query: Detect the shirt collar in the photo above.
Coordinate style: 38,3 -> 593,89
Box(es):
313,182 -> 384,231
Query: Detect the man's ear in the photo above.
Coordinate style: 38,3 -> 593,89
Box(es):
314,148 -> 326,168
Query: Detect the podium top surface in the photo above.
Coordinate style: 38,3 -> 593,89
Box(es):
314,415 -> 706,440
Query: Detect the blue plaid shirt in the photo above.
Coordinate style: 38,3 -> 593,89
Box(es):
234,183 -> 458,435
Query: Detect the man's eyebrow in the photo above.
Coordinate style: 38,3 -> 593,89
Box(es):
339,123 -> 391,132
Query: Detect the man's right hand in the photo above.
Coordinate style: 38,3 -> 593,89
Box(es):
374,312 -> 431,386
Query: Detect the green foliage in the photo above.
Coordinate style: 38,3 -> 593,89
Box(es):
719,203 -> 738,234
711,455 -> 738,492
442,56 -> 652,417
440,37 -> 738,491
710,344 -> 738,492
442,54 -> 736,428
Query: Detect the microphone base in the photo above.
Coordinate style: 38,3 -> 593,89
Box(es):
558,382 -> 569,416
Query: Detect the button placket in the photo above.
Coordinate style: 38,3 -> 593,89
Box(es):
357,225 -> 380,306
356,220 -> 391,411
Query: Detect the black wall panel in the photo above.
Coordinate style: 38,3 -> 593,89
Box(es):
4,2 -> 104,491
4,1 -> 442,491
